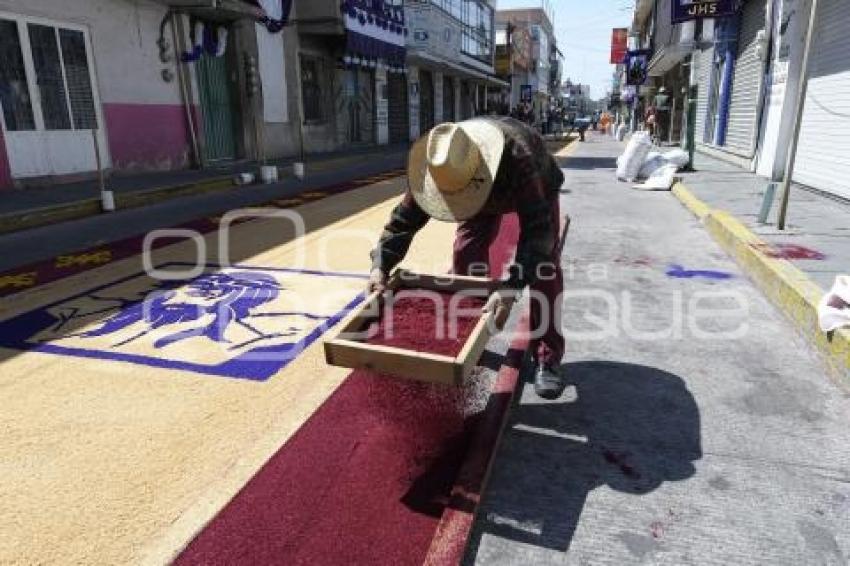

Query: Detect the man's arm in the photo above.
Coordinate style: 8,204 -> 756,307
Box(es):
370,192 -> 430,275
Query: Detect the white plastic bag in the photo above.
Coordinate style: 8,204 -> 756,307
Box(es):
663,148 -> 690,168
617,131 -> 653,182
632,164 -> 678,191
638,151 -> 666,179
818,275 -> 850,332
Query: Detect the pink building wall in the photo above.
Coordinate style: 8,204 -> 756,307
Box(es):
103,103 -> 195,172
0,127 -> 12,190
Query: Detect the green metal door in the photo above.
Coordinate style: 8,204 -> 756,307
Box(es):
197,54 -> 236,162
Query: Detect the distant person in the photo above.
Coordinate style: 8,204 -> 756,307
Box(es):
644,103 -> 658,141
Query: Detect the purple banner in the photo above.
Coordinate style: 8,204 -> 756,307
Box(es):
672,0 -> 738,24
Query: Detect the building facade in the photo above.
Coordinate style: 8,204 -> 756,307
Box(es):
494,22 -> 532,112
0,0 -> 301,190
495,7 -> 556,125
626,0 -> 850,202
404,0 -> 503,140
756,0 -> 850,200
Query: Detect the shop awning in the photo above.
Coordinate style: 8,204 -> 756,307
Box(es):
407,50 -> 509,88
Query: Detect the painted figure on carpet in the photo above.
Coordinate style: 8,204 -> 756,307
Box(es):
62,272 -> 318,350
0,267 -> 366,379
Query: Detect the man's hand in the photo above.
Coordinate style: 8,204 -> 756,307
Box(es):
489,288 -> 519,330
367,268 -> 388,295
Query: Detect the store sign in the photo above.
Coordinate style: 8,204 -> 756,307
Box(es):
671,0 -> 737,24
406,2 -> 461,61
495,47 -> 511,75
512,27 -> 532,71
624,50 -> 650,86
610,28 -> 628,64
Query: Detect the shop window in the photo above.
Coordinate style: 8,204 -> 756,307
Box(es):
28,23 -> 72,130
0,19 -> 98,132
0,19 -> 35,131
301,56 -> 323,123
59,29 -> 97,130
461,0 -> 492,63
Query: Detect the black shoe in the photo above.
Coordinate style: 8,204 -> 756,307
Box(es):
533,362 -> 567,400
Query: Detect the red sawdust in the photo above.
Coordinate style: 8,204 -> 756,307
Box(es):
366,291 -> 486,357
175,371 -> 482,566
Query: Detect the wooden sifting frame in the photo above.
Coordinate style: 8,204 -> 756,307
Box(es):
323,269 -> 513,386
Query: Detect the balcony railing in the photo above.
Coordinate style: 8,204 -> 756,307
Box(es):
151,0 -> 265,20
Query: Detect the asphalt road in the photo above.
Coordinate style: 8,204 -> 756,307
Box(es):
465,135 -> 850,565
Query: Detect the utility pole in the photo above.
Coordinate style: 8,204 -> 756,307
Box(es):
777,0 -> 819,230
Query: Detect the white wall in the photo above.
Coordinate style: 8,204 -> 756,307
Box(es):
409,66 -> 420,140
756,0 -> 808,179
256,23 -> 288,123
376,67 -> 389,144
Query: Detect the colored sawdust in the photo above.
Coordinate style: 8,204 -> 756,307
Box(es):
175,370 -> 491,566
366,291 -> 487,357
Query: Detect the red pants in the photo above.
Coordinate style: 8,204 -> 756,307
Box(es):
452,201 -> 565,366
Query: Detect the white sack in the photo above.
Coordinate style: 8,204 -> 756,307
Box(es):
818,275 -> 850,332
632,164 -> 678,191
663,148 -> 690,168
638,151 -> 666,179
617,131 -> 653,182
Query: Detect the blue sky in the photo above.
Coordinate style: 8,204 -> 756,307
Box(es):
497,0 -> 634,99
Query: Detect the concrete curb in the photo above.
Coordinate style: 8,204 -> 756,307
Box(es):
672,181 -> 850,385
423,311 -> 531,566
0,176 -> 237,235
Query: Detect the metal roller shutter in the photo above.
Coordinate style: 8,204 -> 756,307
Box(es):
694,46 -> 713,143
724,0 -> 766,155
443,75 -> 455,122
419,70 -> 435,133
792,0 -> 850,200
387,73 -> 409,144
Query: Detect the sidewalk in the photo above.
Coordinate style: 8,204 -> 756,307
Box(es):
0,144 -> 408,233
678,152 -> 849,291
673,150 -> 850,381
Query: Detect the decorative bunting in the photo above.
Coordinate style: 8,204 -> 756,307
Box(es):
256,0 -> 293,33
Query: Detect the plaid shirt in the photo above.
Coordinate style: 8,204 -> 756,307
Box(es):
370,117 -> 564,288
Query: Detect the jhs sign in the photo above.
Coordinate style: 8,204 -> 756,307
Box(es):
671,0 -> 737,24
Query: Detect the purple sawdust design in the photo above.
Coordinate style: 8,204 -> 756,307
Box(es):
75,272 -> 296,349
665,264 -> 733,281
0,264 -> 367,380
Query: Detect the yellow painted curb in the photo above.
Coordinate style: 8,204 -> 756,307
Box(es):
671,182 -> 711,220
553,136 -> 580,158
672,182 -> 850,385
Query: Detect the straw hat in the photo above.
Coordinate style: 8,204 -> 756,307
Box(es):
407,120 -> 505,222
